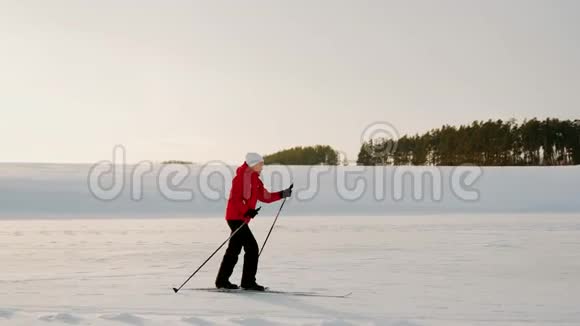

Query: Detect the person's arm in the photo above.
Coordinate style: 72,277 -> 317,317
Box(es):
258,184 -> 282,203
257,178 -> 293,203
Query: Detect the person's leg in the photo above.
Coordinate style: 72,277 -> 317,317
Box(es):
215,220 -> 244,287
240,225 -> 260,288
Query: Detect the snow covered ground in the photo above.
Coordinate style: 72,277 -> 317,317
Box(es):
1,163 -> 579,219
1,214 -> 580,325
1,163 -> 579,324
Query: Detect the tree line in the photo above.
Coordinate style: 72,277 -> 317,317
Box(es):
357,118 -> 580,166
264,145 -> 339,165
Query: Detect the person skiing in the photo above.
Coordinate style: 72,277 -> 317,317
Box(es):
215,152 -> 293,291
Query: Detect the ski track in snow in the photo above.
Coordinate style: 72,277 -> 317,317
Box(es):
181,316 -> 213,326
0,308 -> 15,320
1,215 -> 580,325
38,312 -> 83,324
100,312 -> 147,325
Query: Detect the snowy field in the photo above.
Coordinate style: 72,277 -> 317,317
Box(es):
1,164 -> 579,325
2,214 -> 580,325
0,164 -> 579,219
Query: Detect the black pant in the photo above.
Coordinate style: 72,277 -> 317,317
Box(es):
216,220 -> 259,286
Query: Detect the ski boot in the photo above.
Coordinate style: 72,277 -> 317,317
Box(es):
241,282 -> 266,291
215,280 -> 239,290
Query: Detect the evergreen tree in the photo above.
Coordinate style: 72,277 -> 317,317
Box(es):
357,118 -> 580,166
264,145 -> 339,165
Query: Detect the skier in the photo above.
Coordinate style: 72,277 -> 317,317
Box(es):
215,152 -> 293,291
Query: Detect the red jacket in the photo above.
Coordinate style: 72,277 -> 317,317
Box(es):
225,162 -> 282,222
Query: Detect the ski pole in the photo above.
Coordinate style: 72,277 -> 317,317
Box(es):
172,221 -> 247,294
259,197 -> 287,257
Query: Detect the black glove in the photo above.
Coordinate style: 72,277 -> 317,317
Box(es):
279,184 -> 294,198
244,207 -> 261,219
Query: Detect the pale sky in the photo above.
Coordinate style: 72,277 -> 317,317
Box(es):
1,0 -> 579,164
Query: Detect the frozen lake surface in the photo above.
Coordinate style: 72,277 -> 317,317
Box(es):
1,215 -> 579,325
1,164 -> 579,218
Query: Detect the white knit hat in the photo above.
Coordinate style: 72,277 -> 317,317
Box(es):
245,152 -> 264,167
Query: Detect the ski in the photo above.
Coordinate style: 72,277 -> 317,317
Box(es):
185,287 -> 352,298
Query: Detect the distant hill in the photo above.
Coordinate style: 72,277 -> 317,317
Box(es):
161,160 -> 193,165
264,145 -> 339,165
